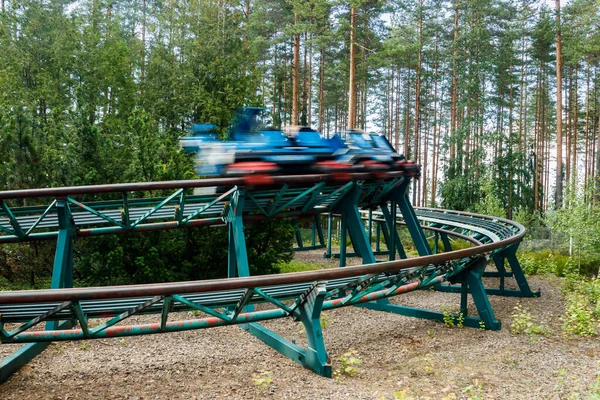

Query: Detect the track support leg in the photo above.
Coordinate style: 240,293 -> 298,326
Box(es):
244,283 -> 332,377
1,199 -> 75,383
357,257 -> 501,330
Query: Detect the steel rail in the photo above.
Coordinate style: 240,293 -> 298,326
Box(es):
0,211 -> 524,304
0,171 -> 406,200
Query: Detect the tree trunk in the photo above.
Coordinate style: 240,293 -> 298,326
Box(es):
555,0 -> 564,208
347,7 -> 357,130
292,13 -> 300,126
318,46 -> 325,134
450,0 -> 459,169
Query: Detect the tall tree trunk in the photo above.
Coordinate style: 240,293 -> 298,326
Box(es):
585,60 -> 591,190
318,47 -> 325,134
292,13 -> 300,126
572,64 -> 578,183
308,30 -> 313,126
555,0 -> 564,208
430,34 -> 440,206
414,0 -> 423,204
450,0 -> 459,171
347,7 -> 357,129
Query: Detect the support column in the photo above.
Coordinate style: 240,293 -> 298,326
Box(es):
332,184 -> 376,266
380,203 -> 407,260
245,283 -> 332,377
226,189 -> 250,279
394,179 -> 431,256
1,199 -> 75,383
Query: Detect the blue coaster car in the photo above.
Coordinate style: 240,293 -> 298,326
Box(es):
179,107 -> 419,179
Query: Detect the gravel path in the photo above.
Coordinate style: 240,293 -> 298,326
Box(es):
1,255 -> 598,399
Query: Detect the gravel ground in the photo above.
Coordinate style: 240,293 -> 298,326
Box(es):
1,253 -> 599,400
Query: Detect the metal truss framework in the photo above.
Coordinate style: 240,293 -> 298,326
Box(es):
0,171 -> 527,381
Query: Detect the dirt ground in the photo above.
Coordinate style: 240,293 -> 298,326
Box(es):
1,255 -> 599,400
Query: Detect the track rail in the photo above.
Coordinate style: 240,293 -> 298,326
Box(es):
0,172 -> 529,379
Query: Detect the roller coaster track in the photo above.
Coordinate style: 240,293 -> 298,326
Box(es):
0,171 -> 534,380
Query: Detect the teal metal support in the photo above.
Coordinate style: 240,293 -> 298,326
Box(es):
380,204 -> 407,260
440,232 -> 452,252
438,242 -> 539,298
375,222 -> 381,252
315,215 -> 325,246
243,283 -> 331,377
0,199 -> 75,383
394,180 -> 432,256
358,256 -> 501,330
225,189 -> 250,279
461,257 -> 502,330
492,243 -> 539,297
332,185 -> 376,266
325,213 -> 333,258
293,218 -> 304,248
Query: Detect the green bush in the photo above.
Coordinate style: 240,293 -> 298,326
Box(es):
562,276 -> 600,337
518,250 -> 571,276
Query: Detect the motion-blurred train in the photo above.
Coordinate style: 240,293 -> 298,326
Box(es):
179,107 -> 419,179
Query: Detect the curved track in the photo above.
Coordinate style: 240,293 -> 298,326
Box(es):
0,171 -> 530,379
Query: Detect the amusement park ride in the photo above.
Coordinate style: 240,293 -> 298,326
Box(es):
0,109 -> 538,381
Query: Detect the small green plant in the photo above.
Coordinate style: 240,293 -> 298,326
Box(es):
80,342 -> 88,351
320,312 -> 330,329
561,277 -> 599,337
479,320 -> 486,330
442,307 -> 455,328
334,349 -> 361,379
463,379 -> 484,399
252,370 -> 273,393
441,307 -> 464,328
510,303 -> 550,336
456,312 -> 465,328
187,309 -> 201,318
394,390 -> 415,400
427,328 -> 435,337
119,338 -> 127,347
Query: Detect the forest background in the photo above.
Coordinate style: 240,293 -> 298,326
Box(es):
0,0 -> 599,301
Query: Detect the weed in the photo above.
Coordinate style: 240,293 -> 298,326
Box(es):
441,306 -> 464,329
561,277 -> 599,337
80,342 -> 88,351
320,312 -> 330,329
252,370 -> 273,393
463,379 -> 484,399
394,390 -> 415,400
334,349 -> 361,379
510,303 -> 550,336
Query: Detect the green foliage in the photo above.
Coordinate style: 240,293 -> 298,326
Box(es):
519,250 -> 572,276
510,303 -> 550,336
562,276 -> 600,337
74,219 -> 294,286
441,307 -> 464,328
549,187 -> 600,274
473,176 -> 506,219
251,370 -> 273,393
334,349 -> 362,380
276,260 -> 325,274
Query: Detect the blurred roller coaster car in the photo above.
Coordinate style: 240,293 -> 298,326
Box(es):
179,107 -> 419,181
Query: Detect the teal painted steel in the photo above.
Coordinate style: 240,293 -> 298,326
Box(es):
380,204 -> 407,260
0,173 -> 535,382
333,184 -> 376,266
394,182 -> 432,256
